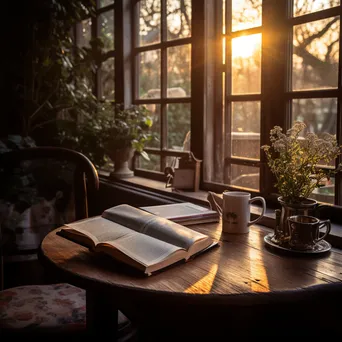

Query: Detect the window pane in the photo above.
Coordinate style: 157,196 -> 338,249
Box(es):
99,10 -> 114,52
232,0 -> 262,32
311,177 -> 335,205
139,0 -> 161,46
100,58 -> 115,100
292,98 -> 337,136
138,50 -> 161,99
78,19 -> 92,48
136,155 -> 161,172
167,103 -> 191,150
167,44 -> 191,97
167,0 -> 191,40
99,0 -> 114,8
232,34 -> 261,94
292,17 -> 339,91
231,102 -> 260,159
294,0 -> 340,17
229,164 -> 260,191
144,104 -> 161,148
166,156 -> 179,169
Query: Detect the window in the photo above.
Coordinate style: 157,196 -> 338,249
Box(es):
72,0 -> 342,207
75,0 -> 115,101
203,0 -> 342,205
132,0 -> 192,177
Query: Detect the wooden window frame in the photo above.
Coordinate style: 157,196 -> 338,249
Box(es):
131,0 -> 194,180
202,0 -> 342,208
75,0 -> 116,101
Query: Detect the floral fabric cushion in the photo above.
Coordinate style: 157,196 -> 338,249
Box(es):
0,283 -> 130,332
0,283 -> 86,331
0,157 -> 76,253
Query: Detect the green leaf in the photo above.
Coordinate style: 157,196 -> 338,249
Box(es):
140,151 -> 150,161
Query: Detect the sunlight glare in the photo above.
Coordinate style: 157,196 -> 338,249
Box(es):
248,248 -> 269,292
232,34 -> 261,59
184,264 -> 218,294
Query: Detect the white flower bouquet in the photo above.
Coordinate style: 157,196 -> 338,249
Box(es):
261,121 -> 342,204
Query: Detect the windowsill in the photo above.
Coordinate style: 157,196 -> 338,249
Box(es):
99,172 -> 342,249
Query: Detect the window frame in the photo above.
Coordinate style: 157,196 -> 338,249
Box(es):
202,0 -> 342,207
75,0 -> 116,101
131,0 -> 194,179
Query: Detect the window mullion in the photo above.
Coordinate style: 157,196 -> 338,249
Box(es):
335,4 -> 342,204
160,0 -> 167,172
260,0 -> 289,198
224,0 -> 232,185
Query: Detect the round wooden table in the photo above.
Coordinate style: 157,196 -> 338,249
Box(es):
39,220 -> 342,339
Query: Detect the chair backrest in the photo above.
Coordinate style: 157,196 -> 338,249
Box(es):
0,147 -> 99,256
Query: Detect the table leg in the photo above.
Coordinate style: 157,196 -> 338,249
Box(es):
86,290 -> 119,339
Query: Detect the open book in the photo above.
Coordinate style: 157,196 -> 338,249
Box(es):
58,204 -> 217,275
140,202 -> 220,225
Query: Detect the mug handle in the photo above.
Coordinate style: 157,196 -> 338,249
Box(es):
248,196 -> 266,226
316,219 -> 331,242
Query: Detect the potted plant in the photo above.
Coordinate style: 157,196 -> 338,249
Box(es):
261,121 -> 342,242
58,102 -> 156,178
102,103 -> 155,178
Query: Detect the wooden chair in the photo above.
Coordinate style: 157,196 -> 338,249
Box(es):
0,147 -> 136,340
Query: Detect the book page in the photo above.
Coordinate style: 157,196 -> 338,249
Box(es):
102,204 -> 211,250
102,204 -> 154,232
97,233 -> 184,267
63,216 -> 135,245
141,202 -> 218,220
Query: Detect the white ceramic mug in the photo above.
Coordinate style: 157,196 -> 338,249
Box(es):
222,191 -> 266,234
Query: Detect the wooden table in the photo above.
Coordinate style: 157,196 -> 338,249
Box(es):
39,220 -> 342,338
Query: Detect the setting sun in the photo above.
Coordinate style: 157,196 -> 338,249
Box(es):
232,34 -> 261,59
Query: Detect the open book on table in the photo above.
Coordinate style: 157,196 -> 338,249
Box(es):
58,204 -> 218,275
140,202 -> 220,225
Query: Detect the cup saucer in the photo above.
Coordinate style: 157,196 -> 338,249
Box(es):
264,233 -> 331,255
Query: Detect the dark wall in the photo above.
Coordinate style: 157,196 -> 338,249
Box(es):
2,3 -> 34,137
92,180 -> 180,216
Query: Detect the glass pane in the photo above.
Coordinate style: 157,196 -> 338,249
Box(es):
167,103 -> 191,150
99,10 -> 114,52
100,58 -> 115,100
292,98 -> 337,136
167,44 -> 191,97
167,0 -> 192,40
136,154 -> 161,172
232,33 -> 261,94
292,17 -> 339,91
144,104 -> 160,148
311,176 -> 335,204
138,50 -> 161,99
139,0 -> 161,46
78,19 -> 92,48
229,164 -> 260,190
99,0 -> 114,8
232,0 -> 262,32
231,102 -> 260,159
166,156 -> 179,169
292,98 -> 337,169
294,0 -> 340,17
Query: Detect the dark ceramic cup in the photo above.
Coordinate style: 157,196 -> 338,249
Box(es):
288,215 -> 331,251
